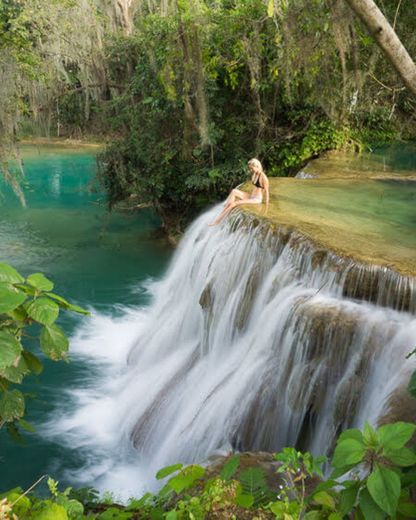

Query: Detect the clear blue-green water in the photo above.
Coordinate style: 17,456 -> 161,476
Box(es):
371,142 -> 416,171
0,145 -> 171,492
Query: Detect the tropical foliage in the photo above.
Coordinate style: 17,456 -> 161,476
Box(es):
1,420 -> 416,518
97,0 -> 416,231
2,1 -> 416,231
0,262 -> 88,439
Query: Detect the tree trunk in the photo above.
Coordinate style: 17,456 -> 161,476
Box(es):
344,0 -> 416,96
116,0 -> 135,35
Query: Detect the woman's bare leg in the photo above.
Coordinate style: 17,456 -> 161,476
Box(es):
210,198 -> 261,226
225,188 -> 248,205
209,189 -> 249,226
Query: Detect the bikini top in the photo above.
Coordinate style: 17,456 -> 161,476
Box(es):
252,176 -> 263,189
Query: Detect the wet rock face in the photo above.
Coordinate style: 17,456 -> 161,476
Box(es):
234,269 -> 261,331
342,265 -> 415,313
380,388 -> 416,426
311,250 -> 328,270
238,209 -> 415,314
199,283 -> 213,310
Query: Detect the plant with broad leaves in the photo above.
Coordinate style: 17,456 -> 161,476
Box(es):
326,421 -> 416,519
0,262 -> 89,437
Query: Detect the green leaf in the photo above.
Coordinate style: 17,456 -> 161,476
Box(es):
0,282 -> 27,313
66,302 -> 90,315
27,297 -> 59,325
8,306 -> 28,323
313,491 -> 335,509
363,422 -> 378,447
220,454 -> 240,480
338,428 -> 364,444
0,355 -> 29,383
16,283 -> 36,296
308,479 -> 337,499
332,439 -> 365,468
267,0 -> 274,18
0,389 -> 25,421
19,418 -> 36,432
30,501 -> 68,520
367,464 -> 401,516
46,293 -> 89,315
311,455 -> 327,477
328,514 -> 342,520
22,350 -> 44,374
7,492 -> 31,517
239,467 -> 267,493
45,292 -> 69,305
359,488 -> 386,520
63,499 -> 84,518
155,463 -> 183,480
0,263 -> 24,284
304,513 -> 320,520
97,507 -> 133,519
269,501 -> 285,515
27,273 -> 54,292
0,487 -> 24,500
235,493 -> 254,508
377,422 -> 416,450
168,465 -> 205,494
339,482 -> 360,515
383,446 -> 416,466
0,331 -> 22,368
165,511 -> 178,520
408,370 -> 416,399
126,493 -> 153,510
40,324 -> 69,360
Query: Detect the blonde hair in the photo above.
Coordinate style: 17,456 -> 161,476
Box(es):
248,159 -> 264,187
248,158 -> 264,173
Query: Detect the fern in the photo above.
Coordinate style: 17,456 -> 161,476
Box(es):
220,455 -> 240,481
238,467 -> 274,507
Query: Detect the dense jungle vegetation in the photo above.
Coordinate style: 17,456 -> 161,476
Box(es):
1,0 -> 416,232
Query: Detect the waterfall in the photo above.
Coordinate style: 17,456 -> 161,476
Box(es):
47,205 -> 416,498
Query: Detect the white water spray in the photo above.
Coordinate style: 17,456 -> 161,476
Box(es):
45,206 -> 416,498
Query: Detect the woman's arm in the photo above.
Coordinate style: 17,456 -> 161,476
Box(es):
264,176 -> 270,211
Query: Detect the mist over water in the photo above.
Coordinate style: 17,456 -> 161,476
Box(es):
46,206 -> 416,499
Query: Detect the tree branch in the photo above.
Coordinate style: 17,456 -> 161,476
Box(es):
344,0 -> 416,96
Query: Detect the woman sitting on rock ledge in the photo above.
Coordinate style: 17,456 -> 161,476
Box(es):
209,158 -> 269,226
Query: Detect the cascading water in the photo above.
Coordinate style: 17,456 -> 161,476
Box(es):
46,205 -> 416,499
